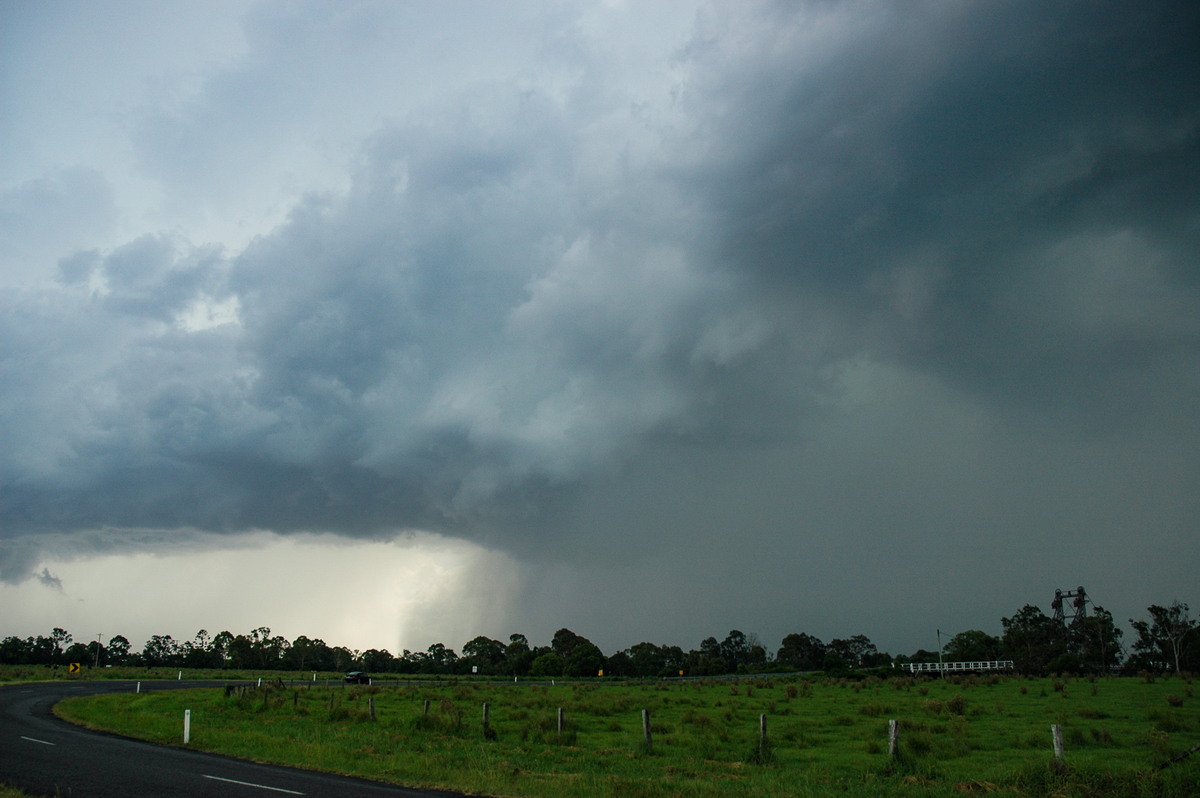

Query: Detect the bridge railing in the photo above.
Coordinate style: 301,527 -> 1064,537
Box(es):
902,660 -> 1014,673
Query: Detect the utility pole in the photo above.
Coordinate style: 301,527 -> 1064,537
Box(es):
94,633 -> 103,668
937,629 -> 944,678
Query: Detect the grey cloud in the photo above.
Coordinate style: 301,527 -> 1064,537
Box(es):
36,568 -> 62,591
0,167 -> 117,284
648,1 -> 1200,451
1,1 -> 1197,650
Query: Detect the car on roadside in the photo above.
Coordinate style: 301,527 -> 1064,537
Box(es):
344,671 -> 371,684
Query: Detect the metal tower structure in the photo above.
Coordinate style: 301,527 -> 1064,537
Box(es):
1051,585 -> 1089,625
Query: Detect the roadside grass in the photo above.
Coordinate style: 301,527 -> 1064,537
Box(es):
55,674 -> 1200,797
0,664 -> 363,684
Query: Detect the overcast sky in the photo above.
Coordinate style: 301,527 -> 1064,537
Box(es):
2,0 -> 1198,659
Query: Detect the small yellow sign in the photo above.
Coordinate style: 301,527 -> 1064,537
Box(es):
597,669 -> 604,677
69,662 -> 81,674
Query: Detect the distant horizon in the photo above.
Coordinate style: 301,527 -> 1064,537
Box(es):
3,586 -> 1169,665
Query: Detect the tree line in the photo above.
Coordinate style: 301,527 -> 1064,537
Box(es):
3,600 -> 1195,677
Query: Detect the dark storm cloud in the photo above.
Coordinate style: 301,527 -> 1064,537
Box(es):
686,0 -> 1200,412
2,0 -> 1198,649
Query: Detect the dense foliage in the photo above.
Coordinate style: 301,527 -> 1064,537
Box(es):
4,600 -> 1196,677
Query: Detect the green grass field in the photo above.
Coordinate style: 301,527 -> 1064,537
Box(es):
53,674 -> 1200,797
0,664 -> 354,684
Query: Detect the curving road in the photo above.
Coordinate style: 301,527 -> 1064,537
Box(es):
0,680 -> 465,797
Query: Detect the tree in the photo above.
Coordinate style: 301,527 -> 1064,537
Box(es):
529,651 -> 563,677
359,648 -> 394,673
142,634 -> 181,667
564,642 -> 605,677
943,630 -> 1001,663
210,631 -> 234,667
1130,602 -> 1198,674
551,629 -> 589,661
627,642 -> 669,677
1001,605 -> 1066,675
107,635 -> 132,666
183,629 -> 217,668
1070,606 -> 1123,673
421,643 -> 458,674
776,633 -> 827,671
719,630 -> 749,670
85,639 -> 106,668
603,649 -> 633,677
684,636 -> 730,675
0,636 -> 31,664
462,636 -> 507,675
828,634 -> 878,668
505,634 -> 535,676
227,634 -> 256,669
248,627 -> 288,668
51,628 -> 72,664
63,642 -> 92,665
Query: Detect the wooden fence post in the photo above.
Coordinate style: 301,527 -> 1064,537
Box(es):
558,707 -> 565,735
368,696 -> 376,720
482,702 -> 495,739
759,713 -> 768,760
642,709 -> 652,750
1051,724 -> 1064,761
423,698 -> 430,716
888,719 -> 899,759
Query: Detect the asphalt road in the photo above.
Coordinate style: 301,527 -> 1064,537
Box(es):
0,680 -> 465,798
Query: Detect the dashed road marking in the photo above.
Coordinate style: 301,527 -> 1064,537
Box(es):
202,774 -> 305,794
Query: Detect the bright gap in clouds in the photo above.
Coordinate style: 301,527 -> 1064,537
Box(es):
0,531 -> 521,654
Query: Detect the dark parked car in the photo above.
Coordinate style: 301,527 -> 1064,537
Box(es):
344,671 -> 371,684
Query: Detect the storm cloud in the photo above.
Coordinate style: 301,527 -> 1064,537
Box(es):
2,0 -> 1198,651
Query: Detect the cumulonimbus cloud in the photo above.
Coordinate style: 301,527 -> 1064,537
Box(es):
2,0 -> 1198,601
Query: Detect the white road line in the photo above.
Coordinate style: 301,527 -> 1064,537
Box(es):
202,774 -> 305,794
20,736 -> 56,745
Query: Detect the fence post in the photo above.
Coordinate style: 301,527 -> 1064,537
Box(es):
136,682 -> 141,694
1051,724 -> 1064,761
482,702 -> 494,739
558,707 -> 565,735
183,709 -> 191,744
642,709 -> 652,750
369,697 -> 376,720
888,719 -> 899,759
759,714 -> 768,760
423,698 -> 430,716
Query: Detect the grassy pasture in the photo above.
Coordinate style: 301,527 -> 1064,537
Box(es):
55,674 -> 1199,797
0,664 -> 357,683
